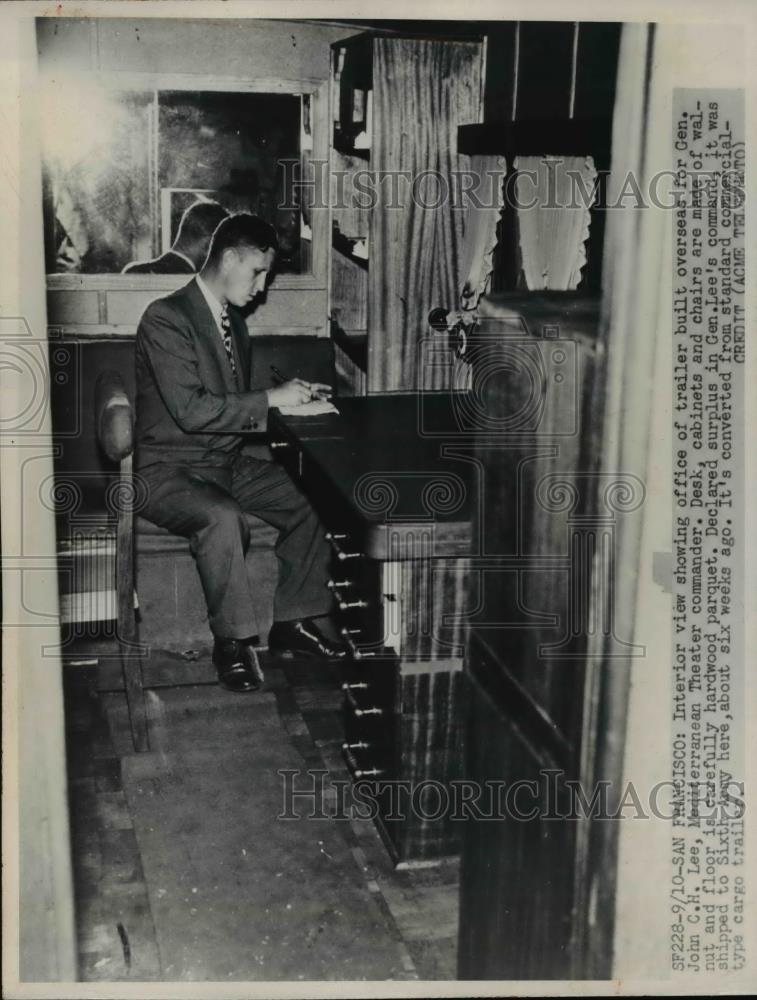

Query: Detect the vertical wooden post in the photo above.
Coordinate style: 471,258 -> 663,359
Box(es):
116,454 -> 149,751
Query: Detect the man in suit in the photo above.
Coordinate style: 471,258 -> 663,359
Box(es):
123,200 -> 229,275
135,213 -> 343,693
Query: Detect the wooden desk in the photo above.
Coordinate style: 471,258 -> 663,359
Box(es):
267,392 -> 476,865
269,392 -> 474,558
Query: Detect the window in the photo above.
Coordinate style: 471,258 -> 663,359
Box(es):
42,84 -> 307,275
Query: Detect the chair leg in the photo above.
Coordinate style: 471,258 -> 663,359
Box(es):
116,455 -> 150,752
118,643 -> 150,752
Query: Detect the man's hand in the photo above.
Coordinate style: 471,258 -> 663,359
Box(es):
266,379 -> 332,408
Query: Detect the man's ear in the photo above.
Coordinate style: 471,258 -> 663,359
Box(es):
220,246 -> 238,272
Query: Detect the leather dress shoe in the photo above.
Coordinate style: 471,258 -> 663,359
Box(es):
268,618 -> 347,660
212,638 -> 265,692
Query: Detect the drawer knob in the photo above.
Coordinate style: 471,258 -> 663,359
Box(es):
269,440 -> 291,449
342,741 -> 370,750
341,627 -> 362,636
344,636 -> 378,660
342,681 -> 368,691
354,767 -> 384,778
343,688 -> 383,716
326,533 -> 364,561
339,599 -> 369,611
328,579 -> 354,590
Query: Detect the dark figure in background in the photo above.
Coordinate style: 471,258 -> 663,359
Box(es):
135,213 -> 344,693
123,200 -> 229,275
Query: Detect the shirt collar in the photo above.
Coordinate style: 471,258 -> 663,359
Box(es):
195,274 -> 226,330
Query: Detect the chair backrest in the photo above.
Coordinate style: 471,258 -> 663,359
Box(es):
50,340 -> 136,520
94,370 -> 134,463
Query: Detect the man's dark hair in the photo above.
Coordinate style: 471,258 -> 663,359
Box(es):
204,213 -> 279,268
174,200 -> 229,253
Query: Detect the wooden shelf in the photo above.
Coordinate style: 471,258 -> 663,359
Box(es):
333,131 -> 370,161
332,239 -> 368,271
330,318 -> 367,372
458,118 -> 611,166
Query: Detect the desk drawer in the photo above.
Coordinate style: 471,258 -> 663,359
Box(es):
326,532 -> 386,650
268,436 -> 301,481
341,738 -> 396,782
342,656 -> 397,758
341,656 -> 397,712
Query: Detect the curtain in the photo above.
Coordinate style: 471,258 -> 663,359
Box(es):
458,154 -> 507,310
367,37 -> 483,392
514,154 -> 597,289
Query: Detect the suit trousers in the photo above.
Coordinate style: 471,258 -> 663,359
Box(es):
139,453 -> 333,640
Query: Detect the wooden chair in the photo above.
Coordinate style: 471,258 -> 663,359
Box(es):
93,371 -> 279,752
92,335 -> 337,751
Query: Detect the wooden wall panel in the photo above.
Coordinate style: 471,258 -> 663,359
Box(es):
46,286 -> 328,337
458,643 -> 576,979
103,289 -> 167,328
37,17 -> 351,82
466,302 -> 600,741
399,558 -> 471,662
250,288 -> 328,332
516,22 -> 576,120
47,289 -> 100,327
483,22 -> 518,123
334,342 -> 367,397
35,17 -> 93,71
573,22 -> 622,121
331,250 -> 368,332
458,293 -> 606,979
393,666 -> 466,861
105,285 -> 327,332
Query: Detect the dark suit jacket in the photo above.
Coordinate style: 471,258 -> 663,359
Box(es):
135,279 -> 269,473
123,250 -> 195,275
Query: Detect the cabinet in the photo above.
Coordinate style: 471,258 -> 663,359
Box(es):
455,293 -> 615,979
329,529 -> 468,864
268,393 -> 474,865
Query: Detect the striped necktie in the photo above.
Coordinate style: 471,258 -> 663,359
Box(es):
219,305 -> 237,377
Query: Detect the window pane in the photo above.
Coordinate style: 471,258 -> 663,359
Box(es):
42,88 -> 153,273
158,91 -> 302,272
42,87 -> 304,275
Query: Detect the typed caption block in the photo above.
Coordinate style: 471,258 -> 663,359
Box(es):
671,88 -> 746,975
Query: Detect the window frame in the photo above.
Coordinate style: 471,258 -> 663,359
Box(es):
43,72 -> 330,292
